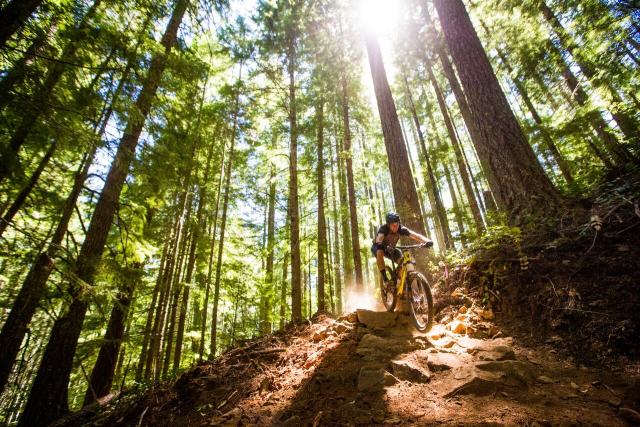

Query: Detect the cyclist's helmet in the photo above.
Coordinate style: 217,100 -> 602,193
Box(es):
385,212 -> 401,224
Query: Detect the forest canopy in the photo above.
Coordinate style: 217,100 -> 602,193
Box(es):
0,0 -> 638,424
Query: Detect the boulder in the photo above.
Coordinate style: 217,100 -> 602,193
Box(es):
476,345 -> 516,361
390,357 -> 431,383
448,320 -> 467,335
357,366 -> 394,391
356,334 -> 391,361
356,309 -> 399,329
444,369 -> 506,397
333,322 -> 350,334
536,375 -> 556,384
445,360 -> 535,397
426,353 -> 465,371
475,360 -> 536,385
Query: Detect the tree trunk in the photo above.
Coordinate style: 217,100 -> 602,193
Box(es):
288,35 -> 302,324
364,32 -> 429,261
0,0 -> 44,47
0,13 -> 58,113
83,265 -> 140,405
337,133 -> 354,288
316,100 -> 327,311
261,164 -> 276,330
329,139 -> 343,314
0,0 -> 102,183
173,94 -> 209,370
0,35 -> 137,391
494,47 -> 575,185
210,64 -> 242,358
434,0 -> 564,221
0,139 -> 57,238
201,128 -> 227,359
424,62 -> 485,234
422,6 -> 495,195
340,78 -> 364,290
402,73 -> 453,250
539,0 -> 640,155
136,229 -> 169,381
162,206 -> 192,378
18,1 -> 188,424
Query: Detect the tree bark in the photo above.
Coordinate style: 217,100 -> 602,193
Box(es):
434,0 -> 564,221
210,64 -> 242,358
340,78 -> 364,290
18,1 -> 189,424
316,99 -> 327,311
424,62 -> 485,234
539,0 -> 639,155
0,140 -> 57,238
201,128 -> 227,359
83,265 -> 140,405
261,164 -> 277,329
0,34 -> 137,392
287,33 -> 302,324
422,6 -> 495,195
364,32 -> 429,265
0,0 -> 44,47
402,73 -> 453,250
0,0 -> 102,183
329,139 -> 343,314
494,46 -> 575,185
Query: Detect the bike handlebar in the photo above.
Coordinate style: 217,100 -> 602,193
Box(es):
395,244 -> 428,249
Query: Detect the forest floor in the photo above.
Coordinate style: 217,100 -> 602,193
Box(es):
56,171 -> 640,426
58,307 -> 640,426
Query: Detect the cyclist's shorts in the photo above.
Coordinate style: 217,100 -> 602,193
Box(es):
370,244 -> 402,263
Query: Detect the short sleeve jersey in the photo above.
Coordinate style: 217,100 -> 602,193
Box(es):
374,224 -> 411,249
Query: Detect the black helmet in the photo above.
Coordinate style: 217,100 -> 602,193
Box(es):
385,212 -> 400,224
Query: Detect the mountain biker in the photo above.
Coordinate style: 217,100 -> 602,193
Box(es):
371,212 -> 433,291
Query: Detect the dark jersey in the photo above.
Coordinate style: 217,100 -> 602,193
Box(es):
373,223 -> 410,250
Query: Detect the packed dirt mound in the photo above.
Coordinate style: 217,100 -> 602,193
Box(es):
57,308 -> 640,426
441,170 -> 640,370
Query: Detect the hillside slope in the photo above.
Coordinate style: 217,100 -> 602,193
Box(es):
56,307 -> 640,426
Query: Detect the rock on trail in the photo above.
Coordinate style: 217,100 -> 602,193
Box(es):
57,309 -> 639,426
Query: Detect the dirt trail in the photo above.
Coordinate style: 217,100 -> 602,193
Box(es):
67,300 -> 640,427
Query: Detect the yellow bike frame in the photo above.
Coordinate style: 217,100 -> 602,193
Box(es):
395,250 -> 414,298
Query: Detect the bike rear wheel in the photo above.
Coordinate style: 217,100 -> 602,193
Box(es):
379,266 -> 397,312
407,272 -> 434,332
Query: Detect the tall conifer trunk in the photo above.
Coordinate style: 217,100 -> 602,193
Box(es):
210,64 -> 242,358
538,0 -> 639,155
340,78 -> 364,290
0,0 -> 103,183
18,1 -> 189,424
83,265 -> 140,405
402,73 -> 453,250
0,36 -> 140,392
434,0 -> 563,221
424,62 -> 485,234
493,46 -> 575,185
316,100 -> 327,311
0,0 -> 44,47
364,32 -> 429,265
287,31 -> 302,323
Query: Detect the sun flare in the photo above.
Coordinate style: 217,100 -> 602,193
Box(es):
356,0 -> 402,36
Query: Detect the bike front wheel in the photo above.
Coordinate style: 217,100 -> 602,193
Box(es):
406,272 -> 434,332
379,266 -> 397,312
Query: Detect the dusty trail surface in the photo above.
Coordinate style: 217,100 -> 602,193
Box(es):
63,302 -> 640,426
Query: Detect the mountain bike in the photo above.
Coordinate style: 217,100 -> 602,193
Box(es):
379,244 -> 434,332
